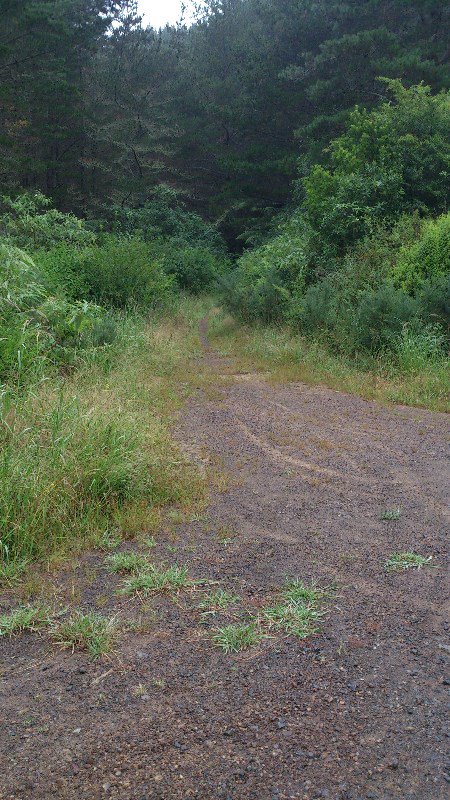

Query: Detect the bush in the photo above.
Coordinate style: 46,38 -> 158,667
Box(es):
74,236 -> 174,309
303,81 -> 450,255
97,186 -> 225,252
162,245 -> 228,294
0,192 -> 95,250
351,285 -> 418,355
417,274 -> 450,337
290,278 -> 338,335
392,212 -> 450,294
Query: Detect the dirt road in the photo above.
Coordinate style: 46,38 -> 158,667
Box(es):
1,318 -> 449,800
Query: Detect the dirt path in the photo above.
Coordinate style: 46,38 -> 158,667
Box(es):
1,317 -> 449,800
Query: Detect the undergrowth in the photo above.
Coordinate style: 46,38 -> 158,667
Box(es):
209,311 -> 449,412
0,297 -> 212,574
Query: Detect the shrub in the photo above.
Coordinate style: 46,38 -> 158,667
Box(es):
75,236 -> 174,308
0,192 -> 95,250
351,285 -> 418,355
162,245 -> 227,294
97,186 -> 225,252
222,218 -> 310,322
417,274 -> 450,338
392,212 -> 450,294
303,81 -> 450,255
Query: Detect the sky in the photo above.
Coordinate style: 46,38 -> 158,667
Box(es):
136,1 -> 196,29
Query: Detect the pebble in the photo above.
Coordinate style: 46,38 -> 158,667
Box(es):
386,756 -> 399,769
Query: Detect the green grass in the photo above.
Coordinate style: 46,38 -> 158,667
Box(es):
118,564 -> 192,596
104,551 -> 148,574
0,297 -> 211,574
51,611 -> 119,658
209,311 -> 449,413
0,558 -> 29,584
262,580 -> 329,638
198,589 -> 240,615
212,622 -> 264,653
0,604 -> 52,637
384,552 -> 433,572
380,507 -> 402,520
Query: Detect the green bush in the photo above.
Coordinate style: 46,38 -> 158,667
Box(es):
162,245 -> 228,294
75,236 -> 174,309
392,212 -> 450,294
34,244 -> 90,298
351,285 -> 418,355
0,192 -> 95,250
98,186 -> 225,252
417,274 -> 450,337
303,81 -> 450,255
0,241 -> 120,385
222,218 -> 310,321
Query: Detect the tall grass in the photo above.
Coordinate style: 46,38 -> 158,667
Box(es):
0,299 -> 211,566
209,311 -> 449,412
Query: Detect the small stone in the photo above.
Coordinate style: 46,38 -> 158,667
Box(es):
277,719 -> 286,729
386,756 -> 399,770
73,728 -> 81,734
78,667 -> 86,674
442,677 -> 450,686
102,784 -> 111,793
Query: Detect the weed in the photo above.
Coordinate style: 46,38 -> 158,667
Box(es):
384,552 -> 433,572
217,526 -> 237,547
0,558 -> 29,584
52,611 -> 119,658
144,536 -> 156,549
198,589 -> 240,616
118,564 -> 192,596
263,580 -> 329,638
96,529 -> 122,551
104,551 -> 148,574
212,622 -> 264,653
381,508 -> 401,520
0,604 -> 52,637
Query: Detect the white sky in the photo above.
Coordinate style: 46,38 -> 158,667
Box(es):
136,0 -> 196,29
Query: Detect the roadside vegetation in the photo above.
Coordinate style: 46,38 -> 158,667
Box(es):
0,192 -> 222,579
216,82 -> 449,412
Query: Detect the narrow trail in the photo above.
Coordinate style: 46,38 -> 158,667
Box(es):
1,316 -> 449,800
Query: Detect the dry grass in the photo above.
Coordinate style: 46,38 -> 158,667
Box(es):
209,312 -> 449,413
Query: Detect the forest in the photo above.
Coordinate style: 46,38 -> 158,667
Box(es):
0,3 -> 449,798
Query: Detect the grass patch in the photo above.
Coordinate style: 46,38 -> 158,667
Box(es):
209,311 -> 449,413
384,552 -> 433,572
198,589 -> 240,616
0,604 -> 52,637
212,622 -> 264,653
380,508 -> 401,520
51,611 -> 119,658
0,297 -> 210,570
262,580 -> 329,638
118,564 -> 192,596
104,551 -> 148,574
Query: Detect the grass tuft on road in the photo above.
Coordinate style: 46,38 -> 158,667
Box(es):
384,552 -> 433,572
118,564 -> 192,597
105,552 -> 148,574
0,604 -> 53,637
51,611 -> 120,658
212,622 -> 265,653
262,580 -> 330,638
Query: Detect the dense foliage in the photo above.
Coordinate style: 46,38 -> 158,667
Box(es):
224,81 -> 449,367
